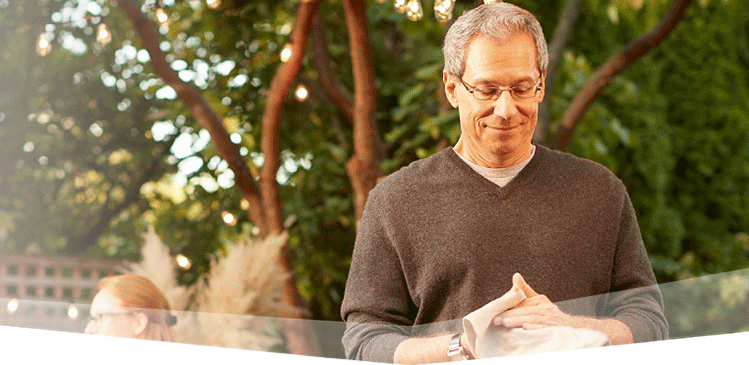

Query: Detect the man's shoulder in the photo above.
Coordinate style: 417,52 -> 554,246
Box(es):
373,147 -> 459,193
536,145 -> 625,191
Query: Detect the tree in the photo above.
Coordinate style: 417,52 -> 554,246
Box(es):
550,0 -> 694,150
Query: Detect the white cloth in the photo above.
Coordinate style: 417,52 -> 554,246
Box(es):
463,290 -> 610,358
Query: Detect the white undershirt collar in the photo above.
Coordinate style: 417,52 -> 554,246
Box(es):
454,145 -> 536,187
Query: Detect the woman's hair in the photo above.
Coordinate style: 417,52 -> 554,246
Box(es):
443,2 -> 548,77
98,274 -> 175,341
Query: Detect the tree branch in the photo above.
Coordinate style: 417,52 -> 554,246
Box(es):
343,0 -> 381,224
311,13 -> 354,122
534,0 -> 584,146
259,0 -> 322,235
117,0 -> 267,235
550,0 -> 694,151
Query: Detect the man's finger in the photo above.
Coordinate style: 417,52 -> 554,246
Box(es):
512,272 -> 539,298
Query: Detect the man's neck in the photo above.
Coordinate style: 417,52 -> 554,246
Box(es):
453,145 -> 536,188
453,139 -> 534,168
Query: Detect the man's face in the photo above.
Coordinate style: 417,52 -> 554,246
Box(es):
444,32 -> 545,168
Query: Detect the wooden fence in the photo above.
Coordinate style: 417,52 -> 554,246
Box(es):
0,254 -> 120,332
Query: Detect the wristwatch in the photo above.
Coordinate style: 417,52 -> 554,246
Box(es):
447,332 -> 469,361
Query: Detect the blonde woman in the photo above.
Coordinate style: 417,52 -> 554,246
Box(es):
85,275 -> 175,341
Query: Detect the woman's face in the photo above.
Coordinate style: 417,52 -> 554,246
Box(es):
84,289 -> 143,338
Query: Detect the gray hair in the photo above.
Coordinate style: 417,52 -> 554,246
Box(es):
443,3 -> 548,77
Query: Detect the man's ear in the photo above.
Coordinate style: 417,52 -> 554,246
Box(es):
443,71 -> 459,108
535,70 -> 547,103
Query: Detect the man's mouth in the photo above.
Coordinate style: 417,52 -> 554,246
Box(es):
485,124 -> 518,131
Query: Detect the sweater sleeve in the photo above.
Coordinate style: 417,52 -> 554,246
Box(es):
340,187 -> 415,362
604,186 -> 669,342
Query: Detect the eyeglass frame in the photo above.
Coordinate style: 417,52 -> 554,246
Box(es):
86,311 -> 136,331
457,76 -> 543,101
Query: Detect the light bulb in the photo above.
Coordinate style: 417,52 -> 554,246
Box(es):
156,8 -> 169,25
394,0 -> 407,13
96,23 -> 112,46
295,85 -> 309,101
484,0 -> 502,4
67,305 -> 79,319
206,0 -> 220,9
7,298 -> 19,314
434,0 -> 455,22
221,211 -> 237,225
375,0 -> 387,3
36,33 -> 51,57
405,0 -> 422,21
280,43 -> 292,62
175,254 -> 192,269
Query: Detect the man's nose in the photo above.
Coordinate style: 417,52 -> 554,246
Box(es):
493,90 -> 518,119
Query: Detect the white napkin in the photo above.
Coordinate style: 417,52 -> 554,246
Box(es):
462,290 -> 610,358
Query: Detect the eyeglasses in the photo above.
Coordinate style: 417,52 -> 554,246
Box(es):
87,311 -> 134,331
458,77 -> 542,101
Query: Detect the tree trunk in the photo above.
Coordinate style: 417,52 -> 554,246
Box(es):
260,0 -> 322,236
534,0 -> 584,146
343,0 -> 381,224
257,0 -> 324,357
550,0 -> 694,151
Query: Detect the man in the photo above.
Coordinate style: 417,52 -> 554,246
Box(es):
341,3 -> 668,363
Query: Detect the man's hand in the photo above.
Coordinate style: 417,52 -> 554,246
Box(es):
492,273 -> 633,345
492,273 -> 572,330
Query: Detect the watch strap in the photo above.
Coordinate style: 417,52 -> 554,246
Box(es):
447,332 -> 468,361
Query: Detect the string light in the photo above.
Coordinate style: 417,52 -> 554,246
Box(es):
7,298 -> 19,315
394,0 -> 407,13
434,0 -> 455,22
280,43 -> 292,62
206,0 -> 221,9
484,0 -> 503,3
67,304 -> 79,319
405,0 -> 423,21
175,254 -> 192,269
36,33 -> 52,57
96,23 -> 112,46
221,211 -> 237,225
383,0 -> 465,22
155,8 -> 169,25
295,84 -> 309,101
240,199 -> 250,210
34,15 -> 118,57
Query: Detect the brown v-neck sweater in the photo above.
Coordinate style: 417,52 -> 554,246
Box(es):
341,145 -> 667,362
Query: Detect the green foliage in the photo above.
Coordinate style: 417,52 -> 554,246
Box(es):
557,0 -> 749,285
543,0 -> 749,337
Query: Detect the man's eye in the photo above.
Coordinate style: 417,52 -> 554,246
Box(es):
474,87 -> 496,97
512,85 -> 534,96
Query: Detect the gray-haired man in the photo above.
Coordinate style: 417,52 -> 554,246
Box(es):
341,3 -> 667,363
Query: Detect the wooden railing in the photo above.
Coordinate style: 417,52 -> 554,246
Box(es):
0,254 -> 120,332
